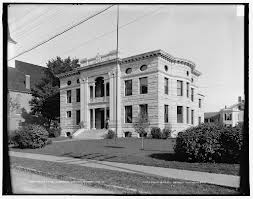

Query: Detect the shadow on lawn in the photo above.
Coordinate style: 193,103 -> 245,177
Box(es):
149,153 -> 180,162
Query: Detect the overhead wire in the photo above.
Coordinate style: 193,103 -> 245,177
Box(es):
61,5 -> 165,56
8,4 -> 115,61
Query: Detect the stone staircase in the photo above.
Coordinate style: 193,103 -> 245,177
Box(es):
73,129 -> 108,140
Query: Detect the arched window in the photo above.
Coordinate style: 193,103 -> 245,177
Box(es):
95,77 -> 104,97
125,68 -> 132,74
164,65 -> 168,72
77,79 -> 80,84
67,80 -> 71,85
140,65 -> 147,71
187,71 -> 189,76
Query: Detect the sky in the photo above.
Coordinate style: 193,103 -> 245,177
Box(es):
7,4 -> 245,112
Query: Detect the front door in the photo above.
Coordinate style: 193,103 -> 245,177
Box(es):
95,108 -> 105,129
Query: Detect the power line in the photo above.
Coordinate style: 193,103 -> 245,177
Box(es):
8,5 -> 115,61
62,6 -> 164,56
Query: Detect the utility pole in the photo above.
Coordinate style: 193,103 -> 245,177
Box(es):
115,4 -> 119,144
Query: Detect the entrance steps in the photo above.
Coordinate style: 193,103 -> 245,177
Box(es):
73,129 -> 108,140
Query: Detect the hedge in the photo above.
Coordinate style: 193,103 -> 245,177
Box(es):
174,123 -> 243,163
11,124 -> 49,149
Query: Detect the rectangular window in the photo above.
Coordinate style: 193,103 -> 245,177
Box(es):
125,106 -> 132,123
225,113 -> 232,121
125,80 -> 132,96
186,82 -> 189,98
90,86 -> 93,99
177,80 -> 183,96
199,99 -> 201,108
140,77 -> 148,94
164,78 -> 169,95
67,111 -> 71,118
106,83 -> 110,96
164,105 -> 169,123
67,90 -> 71,103
198,116 -> 201,125
191,110 -> 194,125
186,107 -> 190,124
177,106 -> 183,123
76,110 -> 80,125
76,89 -> 80,102
140,104 -> 148,116
191,88 -> 194,102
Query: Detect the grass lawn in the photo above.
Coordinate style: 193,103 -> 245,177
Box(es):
10,156 -> 239,195
10,137 -> 240,175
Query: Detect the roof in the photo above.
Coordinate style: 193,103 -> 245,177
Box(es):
58,49 -> 201,78
204,112 -> 220,119
8,60 -> 47,93
220,102 -> 245,111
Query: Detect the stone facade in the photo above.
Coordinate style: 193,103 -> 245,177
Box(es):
58,50 -> 204,137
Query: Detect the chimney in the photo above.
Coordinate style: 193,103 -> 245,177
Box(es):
25,75 -> 30,89
238,96 -> 242,102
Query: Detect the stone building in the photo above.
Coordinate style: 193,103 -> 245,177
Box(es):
58,50 -> 204,137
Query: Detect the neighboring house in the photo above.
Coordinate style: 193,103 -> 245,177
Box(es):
204,96 -> 244,127
8,60 -> 47,131
58,49 -> 204,137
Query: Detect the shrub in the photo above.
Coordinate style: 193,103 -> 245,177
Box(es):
219,125 -> 243,163
162,128 -> 172,139
12,124 -> 49,149
48,128 -> 61,138
105,129 -> 115,139
150,127 -> 162,139
8,130 -> 17,145
174,123 -> 243,163
124,131 -> 132,137
66,132 -> 72,138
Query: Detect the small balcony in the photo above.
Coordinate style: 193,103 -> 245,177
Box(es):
89,96 -> 109,104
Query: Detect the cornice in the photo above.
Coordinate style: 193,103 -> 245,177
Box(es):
56,69 -> 80,79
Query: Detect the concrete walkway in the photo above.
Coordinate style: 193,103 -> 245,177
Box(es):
9,151 -> 240,188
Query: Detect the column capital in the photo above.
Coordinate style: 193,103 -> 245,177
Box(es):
80,77 -> 88,84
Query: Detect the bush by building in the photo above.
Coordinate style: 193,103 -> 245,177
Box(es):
150,127 -> 162,139
174,123 -> 243,163
48,127 -> 61,138
105,129 -> 115,139
161,128 -> 172,139
11,124 -> 49,149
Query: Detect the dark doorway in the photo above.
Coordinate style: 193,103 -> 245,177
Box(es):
95,108 -> 105,129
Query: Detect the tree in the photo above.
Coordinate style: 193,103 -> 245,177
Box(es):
30,57 -> 80,130
133,112 -> 150,150
8,96 -> 20,114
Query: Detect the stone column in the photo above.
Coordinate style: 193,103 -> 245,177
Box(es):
80,77 -> 89,129
92,108 -> 96,129
93,83 -> 95,99
109,71 -> 115,129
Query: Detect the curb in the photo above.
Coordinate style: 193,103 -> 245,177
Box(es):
11,165 -> 147,194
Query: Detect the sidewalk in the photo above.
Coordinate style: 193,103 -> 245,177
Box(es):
9,151 -> 240,188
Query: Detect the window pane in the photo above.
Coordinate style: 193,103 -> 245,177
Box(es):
140,104 -> 148,116
164,105 -> 168,123
164,78 -> 168,94
191,110 -> 194,124
177,80 -> 183,96
125,106 -> 132,123
177,106 -> 183,123
67,90 -> 71,103
106,83 -> 110,96
76,89 -> 80,102
187,83 -> 189,98
191,88 -> 194,101
125,80 -> 132,96
76,110 -> 80,125
187,107 -> 189,124
140,77 -> 148,94
199,99 -> 201,108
